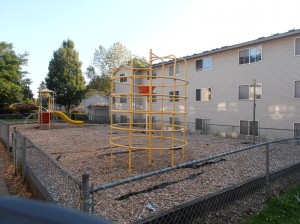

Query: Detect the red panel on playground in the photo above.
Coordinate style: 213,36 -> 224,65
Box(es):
138,85 -> 156,94
39,112 -> 50,124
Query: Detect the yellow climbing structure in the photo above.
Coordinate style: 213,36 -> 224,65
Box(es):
110,50 -> 188,171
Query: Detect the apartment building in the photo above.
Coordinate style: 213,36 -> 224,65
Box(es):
113,29 -> 300,139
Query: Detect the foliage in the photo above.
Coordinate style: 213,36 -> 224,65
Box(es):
9,103 -> 38,113
38,81 -> 46,91
242,184 -> 300,224
21,77 -> 34,101
86,41 -> 148,94
45,39 -> 86,112
86,66 -> 110,95
71,113 -> 88,121
0,42 -> 33,104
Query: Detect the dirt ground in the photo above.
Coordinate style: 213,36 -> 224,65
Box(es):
0,141 -> 33,199
6,123 -> 300,223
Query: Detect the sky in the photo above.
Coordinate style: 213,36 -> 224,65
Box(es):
1,0 -> 299,98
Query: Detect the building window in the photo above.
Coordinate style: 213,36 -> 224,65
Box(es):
294,123 -> 300,137
120,115 -> 127,123
240,120 -> 258,136
147,68 -> 157,80
169,117 -> 180,125
196,88 -> 211,101
120,95 -> 127,103
169,63 -> 179,76
147,95 -> 157,103
120,74 -> 127,82
169,91 -> 179,102
112,114 -> 116,124
295,38 -> 300,56
239,46 -> 262,64
239,84 -> 262,100
196,57 -> 211,71
295,81 -> 300,98
195,118 -> 210,131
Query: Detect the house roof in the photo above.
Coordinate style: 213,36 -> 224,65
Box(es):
153,28 -> 300,66
88,104 -> 109,108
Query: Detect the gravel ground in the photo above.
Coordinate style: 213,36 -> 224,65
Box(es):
13,123 -> 300,223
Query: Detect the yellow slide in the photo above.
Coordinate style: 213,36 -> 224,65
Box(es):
51,110 -> 84,127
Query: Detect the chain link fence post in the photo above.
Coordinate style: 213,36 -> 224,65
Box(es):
13,127 -> 17,176
265,143 -> 271,201
21,137 -> 27,181
81,171 -> 90,213
91,183 -> 95,215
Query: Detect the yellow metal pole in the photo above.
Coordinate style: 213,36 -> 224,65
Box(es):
148,49 -> 153,165
160,61 -> 165,155
110,70 -> 114,165
171,58 -> 176,166
48,96 -> 50,129
128,60 -> 134,171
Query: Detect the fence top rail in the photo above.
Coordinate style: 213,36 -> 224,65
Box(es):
92,136 -> 300,193
13,128 -> 82,186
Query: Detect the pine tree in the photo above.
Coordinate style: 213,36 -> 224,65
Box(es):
45,39 -> 86,112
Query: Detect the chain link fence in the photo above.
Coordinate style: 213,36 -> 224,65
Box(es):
12,128 -> 83,210
186,122 -> 297,141
0,120 -> 9,151
88,137 -> 300,223
1,120 -> 299,223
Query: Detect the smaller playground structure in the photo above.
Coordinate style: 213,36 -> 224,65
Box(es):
38,88 -> 83,128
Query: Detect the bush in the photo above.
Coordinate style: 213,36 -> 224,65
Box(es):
9,103 -> 38,113
71,113 -> 88,121
0,104 -> 16,114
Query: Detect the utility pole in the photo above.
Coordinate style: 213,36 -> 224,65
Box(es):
253,79 -> 256,145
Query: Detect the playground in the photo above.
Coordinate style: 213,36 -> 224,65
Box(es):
8,51 -> 299,223
12,122 -> 300,223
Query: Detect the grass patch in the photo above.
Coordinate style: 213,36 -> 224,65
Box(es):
242,184 -> 300,224
0,118 -> 37,124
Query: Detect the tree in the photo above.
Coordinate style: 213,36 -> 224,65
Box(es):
45,39 -> 86,112
86,41 -> 147,94
38,81 -> 47,91
21,78 -> 34,103
0,42 -> 31,104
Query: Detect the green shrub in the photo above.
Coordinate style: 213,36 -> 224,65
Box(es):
71,113 -> 88,121
9,103 -> 38,113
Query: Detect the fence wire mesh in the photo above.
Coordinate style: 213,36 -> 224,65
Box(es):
89,137 -> 300,224
1,121 -> 299,223
0,120 -> 9,150
13,129 -> 82,210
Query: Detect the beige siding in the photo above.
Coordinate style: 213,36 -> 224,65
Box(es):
113,32 -> 300,139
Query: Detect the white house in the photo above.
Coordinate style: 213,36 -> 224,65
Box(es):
78,93 -> 109,123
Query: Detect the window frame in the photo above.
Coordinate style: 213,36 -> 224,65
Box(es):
238,45 -> 262,65
120,73 -> 127,82
196,88 -> 211,101
120,95 -> 127,103
169,63 -> 180,76
195,118 -> 211,131
294,122 -> 300,137
295,80 -> 300,98
147,68 -> 157,80
295,37 -> 300,56
120,115 -> 128,124
239,83 -> 262,100
195,57 -> 212,72
147,94 -> 157,103
169,117 -> 180,125
169,91 -> 179,102
240,120 -> 259,136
